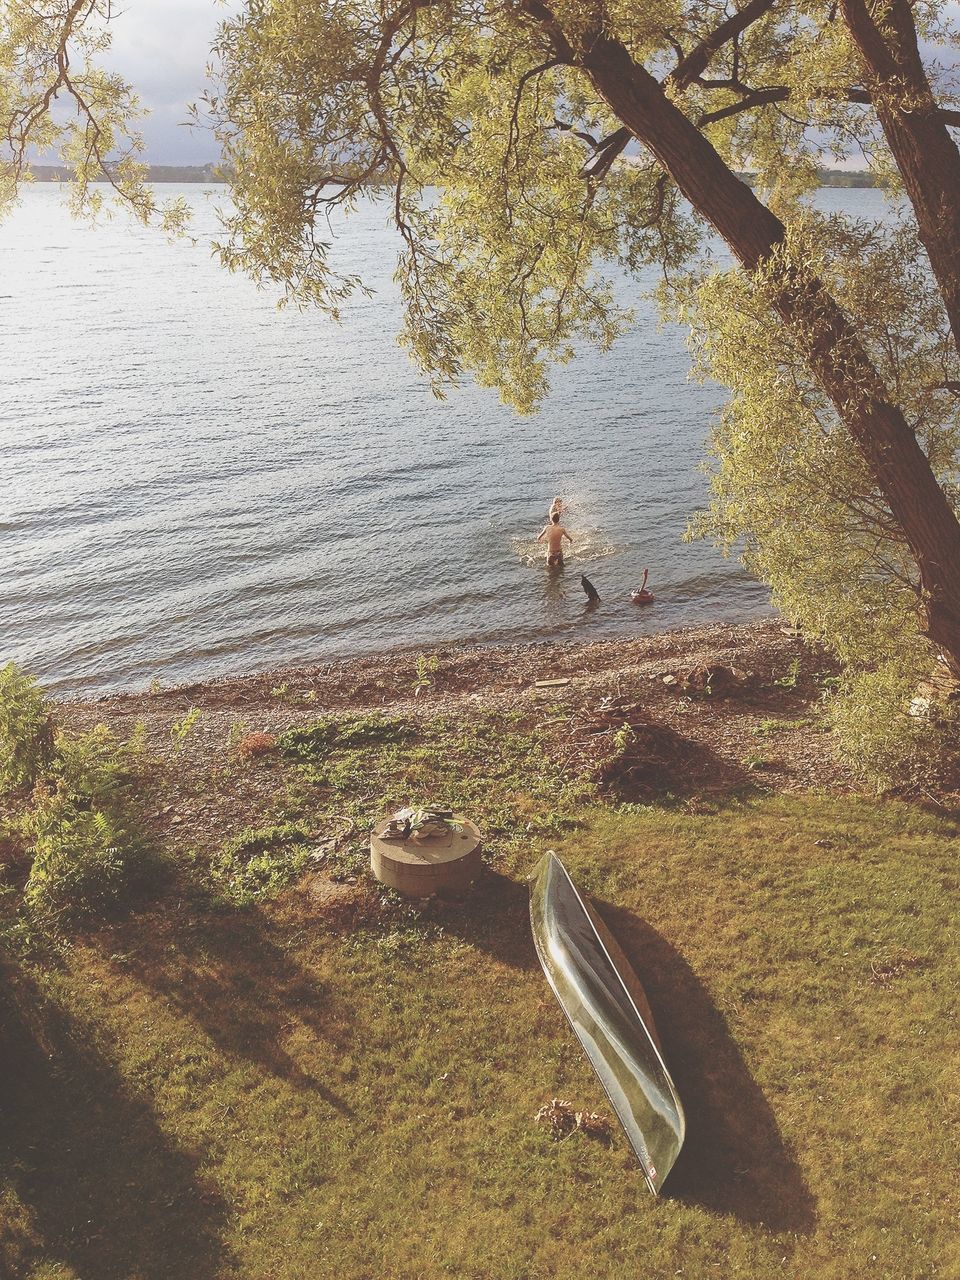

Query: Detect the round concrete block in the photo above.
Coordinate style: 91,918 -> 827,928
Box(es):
370,817 -> 482,896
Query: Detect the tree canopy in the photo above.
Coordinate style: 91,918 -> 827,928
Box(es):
6,0 -> 960,779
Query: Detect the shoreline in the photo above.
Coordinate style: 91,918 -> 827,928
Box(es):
45,602 -> 777,704
59,617 -> 853,812
62,616 -> 786,711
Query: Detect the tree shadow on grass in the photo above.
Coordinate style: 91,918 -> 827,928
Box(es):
110,906 -> 354,1116
595,902 -> 818,1235
0,962 -> 227,1280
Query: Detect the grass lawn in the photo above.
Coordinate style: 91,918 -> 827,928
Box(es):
1,708 -> 958,1279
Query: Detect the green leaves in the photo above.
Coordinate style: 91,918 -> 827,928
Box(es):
0,1 -> 187,227
0,662 -> 153,929
0,661 -> 53,795
683,209 -> 959,671
205,4 -> 701,410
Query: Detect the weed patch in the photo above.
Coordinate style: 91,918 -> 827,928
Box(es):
280,715 -> 420,759
210,821 -> 316,904
278,712 -> 590,864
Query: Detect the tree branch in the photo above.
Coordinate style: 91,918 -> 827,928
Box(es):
583,125 -> 631,180
670,0 -> 780,92
507,56 -> 564,167
696,84 -> 960,128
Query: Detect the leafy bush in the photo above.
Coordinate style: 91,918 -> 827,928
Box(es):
829,664 -> 960,793
54,724 -> 132,806
3,700 -> 156,927
22,792 -> 145,924
0,662 -> 54,794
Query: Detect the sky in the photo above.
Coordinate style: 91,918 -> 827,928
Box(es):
99,0 -> 960,165
102,0 -> 233,163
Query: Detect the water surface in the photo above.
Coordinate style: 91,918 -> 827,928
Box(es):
2,186 -> 884,693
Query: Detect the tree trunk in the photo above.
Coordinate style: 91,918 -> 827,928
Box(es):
567,28 -> 960,674
841,0 -> 960,357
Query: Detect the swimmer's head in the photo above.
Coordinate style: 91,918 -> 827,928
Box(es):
550,511 -> 560,524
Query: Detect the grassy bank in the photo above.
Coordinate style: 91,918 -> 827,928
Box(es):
1,632 -> 958,1278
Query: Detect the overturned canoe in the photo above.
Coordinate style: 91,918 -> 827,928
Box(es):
529,850 -> 685,1195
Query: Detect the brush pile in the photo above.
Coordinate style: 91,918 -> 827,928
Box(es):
234,732 -> 278,759
553,696 -> 694,795
660,663 -> 745,696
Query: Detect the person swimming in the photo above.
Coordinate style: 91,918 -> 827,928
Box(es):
537,509 -> 573,567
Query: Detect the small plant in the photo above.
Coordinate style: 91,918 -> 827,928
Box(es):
270,682 -> 291,701
774,659 -> 802,690
125,720 -> 149,758
412,653 -> 440,697
0,662 -> 54,795
741,753 -> 773,771
149,677 -> 163,695
170,707 -> 202,753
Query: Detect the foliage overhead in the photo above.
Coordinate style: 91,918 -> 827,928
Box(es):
0,0 -> 188,228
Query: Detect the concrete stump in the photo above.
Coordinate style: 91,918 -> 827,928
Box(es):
370,817 -> 482,896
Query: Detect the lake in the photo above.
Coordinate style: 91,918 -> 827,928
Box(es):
0,185 -> 887,694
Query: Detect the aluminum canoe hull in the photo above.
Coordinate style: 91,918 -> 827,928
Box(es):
529,850 -> 685,1195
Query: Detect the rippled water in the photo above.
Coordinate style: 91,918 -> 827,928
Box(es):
0,186 -> 885,694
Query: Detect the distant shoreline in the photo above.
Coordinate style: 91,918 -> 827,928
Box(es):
28,163 -> 223,184
27,163 -> 886,189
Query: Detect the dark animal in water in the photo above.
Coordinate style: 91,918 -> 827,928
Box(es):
631,568 -> 654,605
580,574 -> 600,604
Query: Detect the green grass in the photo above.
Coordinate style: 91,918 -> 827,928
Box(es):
1,711 -> 958,1279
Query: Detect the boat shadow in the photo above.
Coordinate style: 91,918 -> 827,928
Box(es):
423,867 -> 539,970
595,901 -> 818,1234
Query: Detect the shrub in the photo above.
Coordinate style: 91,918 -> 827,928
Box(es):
54,724 -> 131,806
22,793 -> 145,924
15,716 -> 153,927
829,663 -> 960,793
170,706 -> 202,753
0,662 -> 54,795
